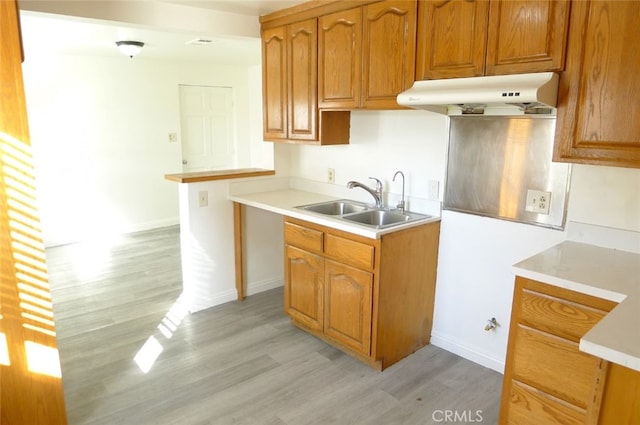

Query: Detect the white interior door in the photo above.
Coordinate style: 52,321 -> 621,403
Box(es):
179,85 -> 236,172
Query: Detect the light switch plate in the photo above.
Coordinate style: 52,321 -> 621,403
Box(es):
525,189 -> 551,214
198,191 -> 208,207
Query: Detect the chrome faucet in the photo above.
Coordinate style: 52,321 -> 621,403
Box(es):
347,177 -> 383,208
393,170 -> 405,213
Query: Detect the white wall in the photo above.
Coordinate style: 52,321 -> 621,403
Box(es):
283,109 -> 640,372
22,52 -> 269,246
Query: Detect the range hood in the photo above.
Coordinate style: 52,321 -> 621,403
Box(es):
397,72 -> 559,116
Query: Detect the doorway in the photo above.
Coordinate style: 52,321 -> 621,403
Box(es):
179,85 -> 236,172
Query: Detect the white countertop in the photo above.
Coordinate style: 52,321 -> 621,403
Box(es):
228,189 -> 440,239
513,241 -> 640,371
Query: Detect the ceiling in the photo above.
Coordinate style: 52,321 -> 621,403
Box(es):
162,0 -> 305,16
19,0 -> 305,65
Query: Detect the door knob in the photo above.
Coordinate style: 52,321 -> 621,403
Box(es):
182,160 -> 187,165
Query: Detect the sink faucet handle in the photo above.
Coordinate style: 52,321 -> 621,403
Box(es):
368,177 -> 383,193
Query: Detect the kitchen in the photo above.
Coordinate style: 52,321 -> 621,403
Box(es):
2,0 -> 639,423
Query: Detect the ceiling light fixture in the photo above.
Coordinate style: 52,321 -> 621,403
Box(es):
116,41 -> 144,58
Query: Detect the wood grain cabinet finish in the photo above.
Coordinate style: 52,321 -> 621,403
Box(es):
262,19 -> 350,145
318,7 -> 362,109
499,277 -> 621,424
486,0 -> 570,75
285,245 -> 324,332
416,0 -> 569,80
361,0 -> 417,108
324,259 -> 373,355
319,0 -> 417,109
553,0 -> 640,168
283,216 -> 440,370
416,0 -> 489,79
262,26 -> 287,140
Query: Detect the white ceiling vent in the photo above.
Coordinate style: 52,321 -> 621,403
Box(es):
186,38 -> 214,45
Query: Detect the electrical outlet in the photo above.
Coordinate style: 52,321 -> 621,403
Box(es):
168,133 -> 178,143
198,191 -> 208,207
428,180 -> 439,200
327,168 -> 335,184
525,189 -> 551,214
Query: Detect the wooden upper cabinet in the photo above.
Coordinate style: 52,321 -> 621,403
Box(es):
262,26 -> 287,140
319,0 -> 417,109
288,18 -> 317,141
416,0 -> 489,80
554,0 -> 640,168
362,0 -> 417,109
416,0 -> 569,80
318,7 -> 362,109
486,0 -> 570,75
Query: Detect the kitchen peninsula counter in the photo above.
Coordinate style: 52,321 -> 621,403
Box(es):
513,241 -> 640,371
165,168 -> 274,183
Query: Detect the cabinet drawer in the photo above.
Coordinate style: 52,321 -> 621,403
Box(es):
284,222 -> 323,253
512,325 -> 605,409
505,381 -> 585,425
519,289 -> 608,343
325,233 -> 374,270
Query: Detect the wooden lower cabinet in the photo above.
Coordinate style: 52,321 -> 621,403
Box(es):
500,276 -> 640,424
283,216 -> 440,370
285,245 -> 323,332
324,259 -> 373,355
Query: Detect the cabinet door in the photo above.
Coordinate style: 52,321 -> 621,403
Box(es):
285,246 -> 324,332
361,0 -> 417,109
318,7 -> 361,108
499,277 -> 615,425
486,0 -> 570,75
554,0 -> 640,168
324,259 -> 373,355
288,18 -> 318,141
416,0 -> 489,80
262,26 -> 287,140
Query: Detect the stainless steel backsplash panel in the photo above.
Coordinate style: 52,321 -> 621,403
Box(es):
444,116 -> 571,229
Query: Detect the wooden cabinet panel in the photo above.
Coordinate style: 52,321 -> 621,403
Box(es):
519,289 -> 609,343
511,325 -> 605,409
499,277 -> 614,424
262,18 -> 349,145
324,259 -> 373,355
285,246 -> 323,331
486,0 -> 570,75
284,221 -> 323,253
262,26 -> 287,140
324,233 -> 374,270
416,0 -> 489,80
416,0 -> 568,80
599,363 -> 640,424
554,0 -> 640,168
505,381 -> 585,425
318,7 -> 361,108
288,18 -> 317,141
361,0 -> 417,108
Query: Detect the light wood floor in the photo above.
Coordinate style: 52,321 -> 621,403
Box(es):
46,225 -> 502,425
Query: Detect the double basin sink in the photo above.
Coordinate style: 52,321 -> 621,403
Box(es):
295,199 -> 432,229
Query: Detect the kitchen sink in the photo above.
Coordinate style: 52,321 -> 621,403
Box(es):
297,200 -> 369,215
295,200 -> 433,229
342,210 -> 430,228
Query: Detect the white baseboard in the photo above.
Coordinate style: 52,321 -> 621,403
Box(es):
430,332 -> 505,374
186,278 -> 283,314
186,289 -> 237,313
247,277 -> 283,296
